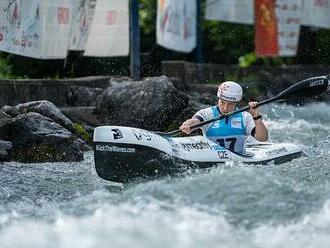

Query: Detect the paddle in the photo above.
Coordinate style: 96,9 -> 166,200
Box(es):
160,75 -> 330,137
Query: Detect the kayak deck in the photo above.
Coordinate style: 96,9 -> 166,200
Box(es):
93,126 -> 307,183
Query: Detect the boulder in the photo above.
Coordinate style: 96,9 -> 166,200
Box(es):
97,76 -> 189,130
65,86 -> 104,106
0,112 -> 84,162
0,111 -> 12,129
0,140 -> 12,162
13,100 -> 75,133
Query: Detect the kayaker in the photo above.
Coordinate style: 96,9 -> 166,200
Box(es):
179,81 -> 268,154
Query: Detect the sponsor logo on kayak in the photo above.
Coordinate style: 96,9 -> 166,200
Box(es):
96,144 -> 135,153
309,79 -> 324,87
165,138 -> 180,154
131,129 -> 152,141
180,141 -> 212,152
111,129 -> 123,139
218,151 -> 229,159
265,147 -> 288,157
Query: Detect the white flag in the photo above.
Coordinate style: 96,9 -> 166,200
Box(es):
42,0 -> 73,58
302,0 -> 330,29
84,0 -> 129,57
0,0 -> 73,59
69,0 -> 95,51
156,0 -> 196,53
276,0 -> 302,56
205,0 -> 254,24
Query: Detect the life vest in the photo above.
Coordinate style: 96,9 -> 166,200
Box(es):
205,106 -> 247,154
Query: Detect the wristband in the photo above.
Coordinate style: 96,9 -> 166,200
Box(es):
253,115 -> 262,120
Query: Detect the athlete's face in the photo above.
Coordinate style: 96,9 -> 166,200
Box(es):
218,98 -> 238,114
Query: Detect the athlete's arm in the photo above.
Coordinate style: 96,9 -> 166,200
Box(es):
248,102 -> 268,141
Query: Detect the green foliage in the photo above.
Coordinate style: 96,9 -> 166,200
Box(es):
0,59 -> 11,78
0,54 -> 15,79
203,21 -> 254,64
239,52 -> 257,68
73,123 -> 90,143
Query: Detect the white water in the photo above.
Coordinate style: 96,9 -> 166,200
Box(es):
0,103 -> 330,248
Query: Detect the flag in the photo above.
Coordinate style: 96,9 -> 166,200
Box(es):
156,0 -> 196,53
255,0 -> 279,56
0,0 -> 73,59
205,0 -> 254,24
83,0 -> 129,57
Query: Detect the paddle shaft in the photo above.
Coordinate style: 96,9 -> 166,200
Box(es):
167,76 -> 330,137
168,96 -> 276,136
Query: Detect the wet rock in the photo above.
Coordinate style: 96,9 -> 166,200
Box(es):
65,86 -> 104,106
0,140 -> 12,162
14,100 -> 75,133
97,76 -> 189,131
0,112 -> 84,162
1,106 -> 20,117
0,111 -> 12,129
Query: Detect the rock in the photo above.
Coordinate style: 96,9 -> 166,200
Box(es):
0,112 -> 84,162
0,111 -> 12,129
1,105 -> 20,117
60,106 -> 101,127
97,76 -> 189,131
65,86 -> 104,106
0,140 -> 12,162
14,100 -> 76,133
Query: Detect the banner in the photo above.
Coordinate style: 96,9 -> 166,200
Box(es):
84,0 -> 129,57
0,0 -> 73,59
276,0 -> 301,56
156,0 -> 196,53
205,0 -> 254,24
69,0 -> 95,51
42,0 -> 73,58
255,0 -> 301,57
302,0 -> 330,29
255,0 -> 278,56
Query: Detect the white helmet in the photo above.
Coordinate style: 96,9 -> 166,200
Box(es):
217,81 -> 243,102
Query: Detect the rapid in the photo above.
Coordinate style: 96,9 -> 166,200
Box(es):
0,103 -> 330,248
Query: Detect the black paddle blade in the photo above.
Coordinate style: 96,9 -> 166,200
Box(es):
277,76 -> 330,101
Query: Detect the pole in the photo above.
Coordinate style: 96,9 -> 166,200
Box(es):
130,0 -> 141,80
195,0 -> 203,63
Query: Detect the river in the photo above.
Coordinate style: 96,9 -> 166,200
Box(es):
0,103 -> 329,248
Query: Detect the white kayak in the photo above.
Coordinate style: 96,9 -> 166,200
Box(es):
93,126 -> 307,183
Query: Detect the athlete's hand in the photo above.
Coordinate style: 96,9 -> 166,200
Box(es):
248,101 -> 260,118
180,121 -> 192,134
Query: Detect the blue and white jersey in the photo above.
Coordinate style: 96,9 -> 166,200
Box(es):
193,106 -> 255,154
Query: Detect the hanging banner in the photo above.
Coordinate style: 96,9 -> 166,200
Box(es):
84,0 -> 129,57
276,0 -> 301,56
302,0 -> 330,29
0,0 -> 73,59
255,0 -> 279,56
69,0 -> 95,51
42,0 -> 73,58
205,0 -> 254,24
255,0 -> 301,57
156,0 -> 196,53
0,0 -> 41,58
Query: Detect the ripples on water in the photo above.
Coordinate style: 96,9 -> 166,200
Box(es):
0,103 -> 330,248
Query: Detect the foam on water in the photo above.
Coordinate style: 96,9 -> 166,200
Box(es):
0,194 -> 330,248
0,102 -> 330,247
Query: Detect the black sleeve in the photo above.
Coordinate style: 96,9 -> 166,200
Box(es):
251,127 -> 256,137
193,115 -> 204,122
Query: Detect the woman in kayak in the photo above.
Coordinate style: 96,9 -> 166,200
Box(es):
179,81 -> 268,154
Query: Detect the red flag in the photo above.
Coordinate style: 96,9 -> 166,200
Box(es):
255,0 -> 278,56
